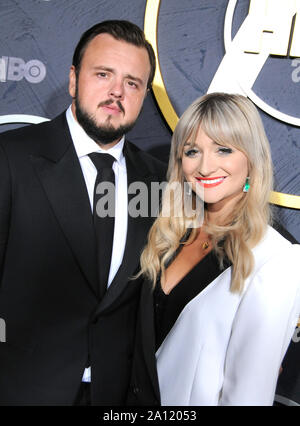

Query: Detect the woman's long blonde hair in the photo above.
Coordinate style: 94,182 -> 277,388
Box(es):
139,93 -> 273,293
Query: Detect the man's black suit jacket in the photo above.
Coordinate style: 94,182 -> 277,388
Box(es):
0,113 -> 166,405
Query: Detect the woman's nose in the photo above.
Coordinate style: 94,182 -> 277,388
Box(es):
198,152 -> 218,176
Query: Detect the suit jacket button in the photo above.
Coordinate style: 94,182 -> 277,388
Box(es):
133,386 -> 140,395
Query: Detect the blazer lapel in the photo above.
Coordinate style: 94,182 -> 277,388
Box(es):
30,114 -> 98,297
140,279 -> 161,401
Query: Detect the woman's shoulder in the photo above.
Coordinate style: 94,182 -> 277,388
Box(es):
236,227 -> 300,327
261,224 -> 295,246
252,225 -> 299,267
247,225 -> 300,295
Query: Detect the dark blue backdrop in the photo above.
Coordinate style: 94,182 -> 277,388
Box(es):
0,0 -> 299,405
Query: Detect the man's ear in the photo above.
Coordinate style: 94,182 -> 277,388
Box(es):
69,66 -> 77,99
144,87 -> 150,99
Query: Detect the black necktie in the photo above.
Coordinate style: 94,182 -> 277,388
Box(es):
88,152 -> 115,299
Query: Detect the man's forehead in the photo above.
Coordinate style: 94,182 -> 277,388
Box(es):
84,33 -> 144,56
81,34 -> 150,79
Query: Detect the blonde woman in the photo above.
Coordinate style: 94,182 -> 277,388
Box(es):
127,93 -> 300,406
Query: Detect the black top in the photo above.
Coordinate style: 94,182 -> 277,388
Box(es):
153,249 -> 231,350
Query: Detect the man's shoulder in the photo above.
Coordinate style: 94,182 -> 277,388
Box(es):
0,113 -> 66,142
0,113 -> 67,153
124,140 -> 167,178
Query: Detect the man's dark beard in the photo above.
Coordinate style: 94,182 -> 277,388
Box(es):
75,97 -> 136,145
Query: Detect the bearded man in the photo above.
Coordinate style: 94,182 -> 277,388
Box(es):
0,20 -> 165,406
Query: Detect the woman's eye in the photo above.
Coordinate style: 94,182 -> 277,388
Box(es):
218,147 -> 233,155
184,148 -> 198,157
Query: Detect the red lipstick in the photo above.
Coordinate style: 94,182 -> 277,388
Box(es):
195,176 -> 226,188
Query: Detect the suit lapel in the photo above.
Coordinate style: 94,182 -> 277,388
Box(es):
96,141 -> 157,312
30,114 -> 98,297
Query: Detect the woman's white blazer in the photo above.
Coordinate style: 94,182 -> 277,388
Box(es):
156,226 -> 300,406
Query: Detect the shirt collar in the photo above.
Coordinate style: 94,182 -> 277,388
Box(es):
66,105 -> 125,164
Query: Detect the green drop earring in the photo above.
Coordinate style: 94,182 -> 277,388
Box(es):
243,177 -> 250,193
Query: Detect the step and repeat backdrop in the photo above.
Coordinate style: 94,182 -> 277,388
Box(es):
0,0 -> 299,406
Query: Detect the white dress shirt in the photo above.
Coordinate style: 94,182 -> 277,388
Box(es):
66,106 -> 128,382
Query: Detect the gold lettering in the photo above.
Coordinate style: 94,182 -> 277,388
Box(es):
242,0 -> 300,57
290,12 -> 300,56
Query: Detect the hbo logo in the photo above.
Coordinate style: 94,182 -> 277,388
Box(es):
0,56 -> 46,84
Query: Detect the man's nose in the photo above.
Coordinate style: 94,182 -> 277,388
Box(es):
109,78 -> 124,100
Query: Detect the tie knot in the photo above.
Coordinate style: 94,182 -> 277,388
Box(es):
88,152 -> 115,171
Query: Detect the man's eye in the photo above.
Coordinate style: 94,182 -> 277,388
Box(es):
128,81 -> 138,88
97,72 -> 107,78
